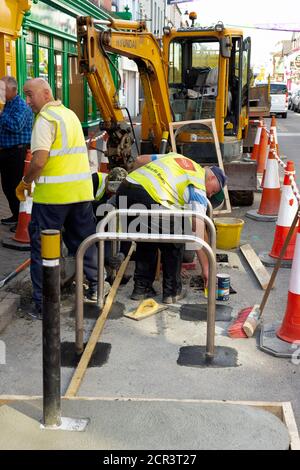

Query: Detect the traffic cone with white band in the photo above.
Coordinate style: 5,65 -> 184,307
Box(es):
269,161 -> 298,260
251,120 -> 263,161
277,220 -> 300,342
257,134 -> 281,216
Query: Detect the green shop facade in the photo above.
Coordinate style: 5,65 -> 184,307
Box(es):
17,0 -> 117,133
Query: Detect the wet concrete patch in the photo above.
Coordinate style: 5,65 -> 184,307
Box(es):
216,253 -> 229,263
68,301 -> 124,320
180,304 -> 233,322
61,341 -> 111,367
177,345 -> 238,368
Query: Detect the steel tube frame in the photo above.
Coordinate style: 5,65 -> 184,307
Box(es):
76,209 -> 216,360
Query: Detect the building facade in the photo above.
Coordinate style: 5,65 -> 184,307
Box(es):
16,0 -> 114,132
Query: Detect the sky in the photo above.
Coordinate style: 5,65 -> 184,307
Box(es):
178,0 -> 298,70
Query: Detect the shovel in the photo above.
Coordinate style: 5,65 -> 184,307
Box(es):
0,258 -> 30,289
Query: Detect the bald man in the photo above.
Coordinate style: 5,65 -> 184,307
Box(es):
16,78 -> 100,319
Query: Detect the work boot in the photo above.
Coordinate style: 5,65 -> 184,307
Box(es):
1,215 -> 18,226
25,303 -> 43,321
162,289 -> 187,305
84,281 -> 110,302
130,285 -> 157,301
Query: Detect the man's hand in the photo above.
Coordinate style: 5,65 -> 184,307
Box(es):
16,178 -> 32,201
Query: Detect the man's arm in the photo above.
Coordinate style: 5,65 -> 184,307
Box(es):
23,150 -> 49,184
0,100 -> 32,133
127,154 -> 167,172
192,215 -> 209,287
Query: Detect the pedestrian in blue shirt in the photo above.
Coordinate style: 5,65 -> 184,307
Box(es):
0,76 -> 33,225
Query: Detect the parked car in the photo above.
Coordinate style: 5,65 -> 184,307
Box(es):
291,89 -> 300,112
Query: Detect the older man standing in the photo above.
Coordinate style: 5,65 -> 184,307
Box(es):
16,78 -> 99,319
0,76 -> 33,225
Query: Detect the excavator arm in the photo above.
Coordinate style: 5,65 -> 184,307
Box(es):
77,16 -> 173,167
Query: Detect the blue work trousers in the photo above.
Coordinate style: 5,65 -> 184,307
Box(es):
29,201 -> 98,307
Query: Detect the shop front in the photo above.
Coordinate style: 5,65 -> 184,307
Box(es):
17,0 -> 115,131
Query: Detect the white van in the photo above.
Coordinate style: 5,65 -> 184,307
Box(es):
255,82 -> 288,118
269,82 -> 288,118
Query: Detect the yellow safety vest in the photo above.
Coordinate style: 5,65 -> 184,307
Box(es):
33,104 -> 93,204
128,153 -> 206,208
95,172 -> 107,201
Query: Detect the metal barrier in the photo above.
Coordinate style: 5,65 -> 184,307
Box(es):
75,208 -> 217,361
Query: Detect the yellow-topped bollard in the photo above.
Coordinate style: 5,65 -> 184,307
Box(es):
41,229 -> 61,428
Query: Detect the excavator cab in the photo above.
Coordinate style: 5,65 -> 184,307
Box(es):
165,28 -> 251,162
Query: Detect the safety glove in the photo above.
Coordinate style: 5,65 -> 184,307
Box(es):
16,177 -> 32,202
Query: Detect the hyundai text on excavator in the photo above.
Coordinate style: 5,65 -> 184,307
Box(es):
77,12 -> 256,205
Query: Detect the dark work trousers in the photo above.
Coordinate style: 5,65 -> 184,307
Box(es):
0,144 -> 28,218
116,181 -> 184,297
93,196 -> 131,266
29,201 -> 98,308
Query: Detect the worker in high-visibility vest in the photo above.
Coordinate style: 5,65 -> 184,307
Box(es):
116,153 -> 227,304
16,78 -> 100,319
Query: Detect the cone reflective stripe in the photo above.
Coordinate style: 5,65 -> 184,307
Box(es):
270,115 -> 279,155
277,221 -> 300,342
251,121 -> 263,161
257,127 -> 269,174
257,135 -> 281,216
99,131 -> 109,173
269,161 -> 298,259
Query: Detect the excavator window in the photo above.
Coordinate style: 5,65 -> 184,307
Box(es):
168,38 -> 219,122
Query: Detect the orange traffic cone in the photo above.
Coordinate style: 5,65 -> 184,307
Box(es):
12,197 -> 32,244
260,131 -> 271,188
251,120 -> 263,161
99,131 -> 109,173
2,149 -> 32,251
269,161 -> 298,260
270,115 -> 279,156
256,127 -> 269,174
13,148 -> 32,245
257,134 -> 281,216
277,221 -> 300,342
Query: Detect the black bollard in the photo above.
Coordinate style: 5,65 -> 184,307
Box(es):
41,229 -> 61,427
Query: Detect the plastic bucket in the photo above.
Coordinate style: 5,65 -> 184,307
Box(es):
214,217 -> 244,250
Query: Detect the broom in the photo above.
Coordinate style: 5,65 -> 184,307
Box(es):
228,207 -> 300,338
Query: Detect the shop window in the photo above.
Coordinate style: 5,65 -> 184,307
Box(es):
26,44 -> 34,79
39,47 -> 49,81
39,34 -> 50,48
54,38 -> 63,51
68,55 -> 84,121
54,52 -> 63,100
